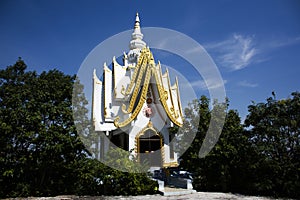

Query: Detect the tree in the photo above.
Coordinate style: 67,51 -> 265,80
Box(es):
0,59 -> 157,197
180,96 -> 250,192
244,92 -> 300,198
0,58 -> 36,196
179,93 -> 299,198
178,96 -> 211,172
178,97 -> 259,195
0,59 -> 89,197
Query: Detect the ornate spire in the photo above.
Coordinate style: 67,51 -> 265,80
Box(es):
128,12 -> 146,64
134,12 -> 140,29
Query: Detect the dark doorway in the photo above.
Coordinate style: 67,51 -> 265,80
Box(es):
138,129 -> 162,167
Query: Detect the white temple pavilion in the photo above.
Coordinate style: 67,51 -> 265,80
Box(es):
92,13 -> 183,168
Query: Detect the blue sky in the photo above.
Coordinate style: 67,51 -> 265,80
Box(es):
1,0 -> 300,120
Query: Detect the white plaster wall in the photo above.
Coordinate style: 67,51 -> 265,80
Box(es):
104,65 -> 113,121
92,71 -> 103,131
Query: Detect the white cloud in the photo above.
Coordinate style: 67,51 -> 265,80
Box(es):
268,36 -> 300,48
238,80 -> 258,88
204,34 -> 258,71
204,34 -> 300,72
187,79 -> 227,90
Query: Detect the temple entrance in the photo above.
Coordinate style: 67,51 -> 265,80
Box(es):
138,129 -> 163,167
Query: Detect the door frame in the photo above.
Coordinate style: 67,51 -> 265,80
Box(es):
135,123 -> 165,166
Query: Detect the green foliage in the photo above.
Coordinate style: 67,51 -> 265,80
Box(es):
179,96 -> 212,172
0,59 -> 157,198
243,92 -> 300,198
99,148 -> 157,195
180,93 -> 300,198
73,158 -> 157,196
0,59 -> 87,197
104,147 -> 150,173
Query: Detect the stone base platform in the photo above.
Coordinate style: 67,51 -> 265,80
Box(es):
159,186 -> 197,196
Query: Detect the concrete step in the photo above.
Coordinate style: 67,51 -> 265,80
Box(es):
160,186 -> 197,196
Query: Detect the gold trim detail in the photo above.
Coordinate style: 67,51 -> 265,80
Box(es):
135,124 -> 165,166
121,54 -> 149,114
122,48 -> 147,96
113,47 -> 183,128
120,85 -> 126,95
152,66 -> 182,127
104,107 -> 107,118
166,69 -> 176,118
163,161 -> 179,168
